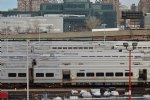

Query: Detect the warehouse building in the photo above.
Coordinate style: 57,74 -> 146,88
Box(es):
0,15 -> 63,34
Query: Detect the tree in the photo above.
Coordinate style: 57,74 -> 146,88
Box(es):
14,26 -> 21,34
46,25 -> 53,33
25,27 -> 33,34
1,26 -> 11,34
33,20 -> 40,33
1,28 -> 7,34
85,16 -> 101,31
6,26 -> 11,34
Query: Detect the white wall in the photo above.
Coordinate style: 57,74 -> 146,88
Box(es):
144,13 -> 150,29
0,16 -> 63,34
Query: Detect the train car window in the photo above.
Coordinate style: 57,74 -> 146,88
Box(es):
104,56 -> 111,57
80,70 -> 85,71
52,47 -> 57,49
79,47 -> 83,49
125,72 -> 133,76
58,47 -> 62,49
148,47 -> 150,49
8,73 -> 16,77
73,47 -> 77,49
18,73 -> 26,77
46,73 -> 54,77
127,56 -> 133,57
86,73 -> 94,77
77,73 -> 85,77
36,73 -> 44,77
115,72 -> 123,77
120,56 -> 126,57
134,47 -> 137,49
68,47 -> 72,49
63,47 -> 67,49
96,73 -> 104,77
138,47 -> 142,49
84,47 -> 88,49
143,47 -> 147,49
106,72 -> 114,77
81,56 -> 88,57
89,47 -> 93,49
112,56 -> 118,57
97,56 -> 103,57
135,56 -> 141,58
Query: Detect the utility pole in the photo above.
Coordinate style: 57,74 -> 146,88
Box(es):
26,40 -> 29,100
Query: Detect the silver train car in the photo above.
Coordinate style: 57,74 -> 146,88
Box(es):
1,62 -> 150,87
1,52 -> 150,88
1,41 -> 150,88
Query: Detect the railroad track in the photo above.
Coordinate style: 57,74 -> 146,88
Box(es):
3,87 -> 150,100
2,87 -> 150,93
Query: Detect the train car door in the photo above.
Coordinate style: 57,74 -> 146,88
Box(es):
62,70 -> 71,81
138,69 -> 147,81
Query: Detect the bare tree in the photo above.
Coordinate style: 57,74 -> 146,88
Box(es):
26,27 -> 33,34
1,28 -> 7,34
33,20 -> 40,33
85,16 -> 101,31
46,25 -> 53,33
6,26 -> 11,34
14,26 -> 21,34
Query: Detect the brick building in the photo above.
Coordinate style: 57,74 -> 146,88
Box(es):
138,0 -> 150,14
17,0 -> 49,11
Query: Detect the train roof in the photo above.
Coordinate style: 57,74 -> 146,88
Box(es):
114,41 -> 150,46
40,51 -> 144,57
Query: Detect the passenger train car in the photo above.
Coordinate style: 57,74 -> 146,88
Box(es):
0,41 -> 150,88
113,41 -> 150,52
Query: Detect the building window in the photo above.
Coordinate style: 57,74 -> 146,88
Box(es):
86,73 -> 94,77
36,73 -> 44,77
115,72 -> 123,77
125,72 -> 133,76
46,73 -> 54,77
18,73 -> 26,77
8,73 -> 16,77
77,73 -> 85,77
106,72 -> 114,77
96,72 -> 104,77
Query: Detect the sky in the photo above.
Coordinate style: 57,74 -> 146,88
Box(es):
0,0 -> 140,11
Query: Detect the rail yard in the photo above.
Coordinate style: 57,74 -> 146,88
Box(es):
1,40 -> 150,99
